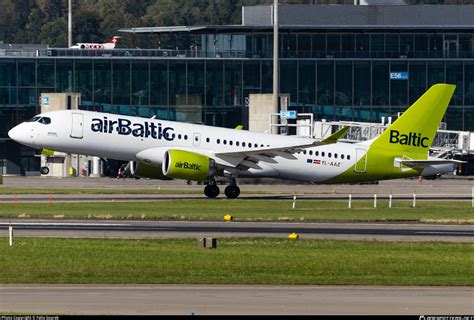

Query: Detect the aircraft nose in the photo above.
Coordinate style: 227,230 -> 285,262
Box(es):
8,124 -> 28,144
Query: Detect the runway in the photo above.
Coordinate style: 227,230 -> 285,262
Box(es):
0,193 -> 472,202
2,219 -> 473,242
1,285 -> 472,315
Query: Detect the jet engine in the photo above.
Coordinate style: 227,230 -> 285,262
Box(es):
162,149 -> 215,181
125,161 -> 171,180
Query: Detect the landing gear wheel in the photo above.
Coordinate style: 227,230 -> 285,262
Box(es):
224,185 -> 240,199
40,166 -> 49,175
204,185 -> 220,198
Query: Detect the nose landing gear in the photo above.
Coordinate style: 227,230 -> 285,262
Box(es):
39,166 -> 50,175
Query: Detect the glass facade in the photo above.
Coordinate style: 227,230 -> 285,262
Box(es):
1,30 -> 474,174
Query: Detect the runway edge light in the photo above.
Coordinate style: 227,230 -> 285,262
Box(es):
288,233 -> 299,240
224,214 -> 234,222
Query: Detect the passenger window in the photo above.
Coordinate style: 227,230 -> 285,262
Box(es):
254,143 -> 258,148
328,152 -> 332,158
309,150 -> 313,156
341,154 -> 345,160
206,137 -> 210,143
322,152 -> 325,157
236,141 -> 240,147
334,153 -> 338,159
223,140 -> 227,145
217,139 -> 220,144
303,150 -> 307,155
315,151 -> 319,156
229,141 -> 233,146
178,134 -> 182,140
347,155 -> 351,160
184,135 -> 188,140
242,142 -> 246,147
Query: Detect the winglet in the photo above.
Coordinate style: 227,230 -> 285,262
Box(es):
321,126 -> 350,144
234,125 -> 243,130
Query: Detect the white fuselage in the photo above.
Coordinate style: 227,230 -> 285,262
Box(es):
9,110 -> 362,182
8,110 -> 454,183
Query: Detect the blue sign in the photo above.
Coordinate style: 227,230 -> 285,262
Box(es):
390,72 -> 409,80
280,110 -> 297,120
42,97 -> 49,105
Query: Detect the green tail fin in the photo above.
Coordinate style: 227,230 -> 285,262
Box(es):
372,83 -> 456,157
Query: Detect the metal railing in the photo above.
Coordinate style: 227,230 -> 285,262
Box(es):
1,47 -> 473,59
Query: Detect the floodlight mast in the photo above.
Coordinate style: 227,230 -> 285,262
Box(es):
68,0 -> 72,47
272,0 -> 279,134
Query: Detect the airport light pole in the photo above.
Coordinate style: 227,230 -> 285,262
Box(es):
68,0 -> 72,48
272,0 -> 279,134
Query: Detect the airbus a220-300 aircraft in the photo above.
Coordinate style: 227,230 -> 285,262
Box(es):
9,84 -> 462,198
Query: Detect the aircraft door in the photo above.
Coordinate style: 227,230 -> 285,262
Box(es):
354,148 -> 368,173
70,113 -> 84,139
193,132 -> 201,147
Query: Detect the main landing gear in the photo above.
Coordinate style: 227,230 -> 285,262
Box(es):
203,178 -> 240,199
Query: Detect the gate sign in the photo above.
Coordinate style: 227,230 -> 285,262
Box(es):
390,72 -> 409,80
280,110 -> 297,120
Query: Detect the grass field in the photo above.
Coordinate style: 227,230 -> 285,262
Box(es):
0,200 -> 472,223
1,237 -> 472,285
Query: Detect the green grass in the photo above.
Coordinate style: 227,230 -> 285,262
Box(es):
0,200 -> 472,223
1,237 -> 472,285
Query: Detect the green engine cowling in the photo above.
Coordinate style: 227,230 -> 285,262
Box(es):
125,161 -> 171,180
162,149 -> 214,181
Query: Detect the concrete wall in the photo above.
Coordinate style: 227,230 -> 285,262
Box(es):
40,93 -> 80,113
248,94 -> 274,133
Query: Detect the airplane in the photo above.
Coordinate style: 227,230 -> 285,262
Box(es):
70,36 -> 121,50
8,84 -> 463,199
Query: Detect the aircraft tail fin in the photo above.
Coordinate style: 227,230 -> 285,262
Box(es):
372,83 -> 456,157
107,36 -> 121,44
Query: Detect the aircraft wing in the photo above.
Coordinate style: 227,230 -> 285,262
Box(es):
320,126 -> 350,143
212,132 -> 349,169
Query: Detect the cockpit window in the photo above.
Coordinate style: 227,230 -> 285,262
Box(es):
25,116 -> 41,122
38,117 -> 51,125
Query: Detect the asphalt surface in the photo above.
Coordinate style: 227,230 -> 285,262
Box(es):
2,175 -> 474,197
1,285 -> 472,315
2,220 -> 473,242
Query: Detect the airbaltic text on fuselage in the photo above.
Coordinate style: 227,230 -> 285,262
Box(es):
91,117 -> 174,141
389,130 -> 428,148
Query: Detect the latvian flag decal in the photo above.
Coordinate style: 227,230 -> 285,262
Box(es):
307,159 -> 321,165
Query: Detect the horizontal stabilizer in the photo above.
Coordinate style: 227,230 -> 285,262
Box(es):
396,158 -> 465,168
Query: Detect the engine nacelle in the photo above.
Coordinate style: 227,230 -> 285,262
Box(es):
125,161 -> 171,180
162,149 -> 214,181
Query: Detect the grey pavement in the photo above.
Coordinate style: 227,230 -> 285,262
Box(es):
1,175 -> 473,198
0,285 -> 472,315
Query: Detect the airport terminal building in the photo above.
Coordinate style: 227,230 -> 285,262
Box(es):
1,4 -> 474,175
